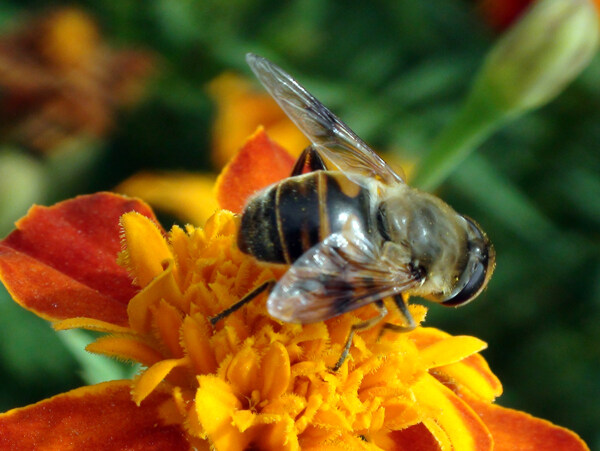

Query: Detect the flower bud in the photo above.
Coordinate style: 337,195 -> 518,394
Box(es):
412,0 -> 599,190
474,0 -> 599,114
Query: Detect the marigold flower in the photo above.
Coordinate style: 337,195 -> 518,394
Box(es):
116,171 -> 220,226
0,130 -> 590,450
0,8 -> 154,153
116,72 -> 309,225
208,73 -> 309,167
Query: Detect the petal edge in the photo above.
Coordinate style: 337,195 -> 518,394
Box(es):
0,380 -> 189,450
0,193 -> 157,325
464,393 -> 590,451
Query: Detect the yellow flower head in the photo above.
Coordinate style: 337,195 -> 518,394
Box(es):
66,201 -> 497,450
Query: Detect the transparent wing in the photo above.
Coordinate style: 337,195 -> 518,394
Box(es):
246,53 -> 405,185
266,217 -> 418,324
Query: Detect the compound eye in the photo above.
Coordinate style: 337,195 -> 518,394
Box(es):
442,258 -> 487,306
442,216 -> 494,307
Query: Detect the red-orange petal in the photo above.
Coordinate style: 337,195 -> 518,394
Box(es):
215,127 -> 295,213
0,380 -> 189,450
0,193 -> 157,326
385,423 -> 441,451
464,393 -> 590,451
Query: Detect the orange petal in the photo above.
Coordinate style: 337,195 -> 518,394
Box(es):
86,335 -> 164,366
182,315 -> 218,375
0,193 -> 156,326
208,73 -> 309,168
411,328 -> 502,402
153,299 -> 185,358
409,327 -> 452,349
53,317 -> 134,334
464,393 -> 590,451
116,171 -> 219,226
132,357 -> 189,405
0,380 -> 188,450
412,374 -> 493,451
255,417 -> 299,451
127,259 -> 183,333
215,127 -> 295,213
226,344 -> 261,397
375,423 -> 441,451
119,211 -> 172,288
195,375 -> 249,450
260,342 -> 291,401
435,353 -> 503,403
418,335 -> 487,370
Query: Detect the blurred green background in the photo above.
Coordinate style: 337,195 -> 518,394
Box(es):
1,0 -> 599,448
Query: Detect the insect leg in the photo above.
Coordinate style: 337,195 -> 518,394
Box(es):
332,300 -> 388,371
209,280 -> 276,326
378,294 -> 416,338
291,145 -> 327,176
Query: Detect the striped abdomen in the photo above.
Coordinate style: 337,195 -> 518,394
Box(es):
238,171 -> 374,264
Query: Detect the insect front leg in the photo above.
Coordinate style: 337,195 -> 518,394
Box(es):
209,280 -> 276,326
332,300 -> 388,371
291,145 -> 327,176
378,294 -> 416,338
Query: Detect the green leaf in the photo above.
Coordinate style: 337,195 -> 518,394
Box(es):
449,154 -> 557,244
56,329 -> 139,385
0,149 -> 48,236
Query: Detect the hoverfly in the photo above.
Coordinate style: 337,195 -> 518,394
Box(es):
211,54 -> 495,370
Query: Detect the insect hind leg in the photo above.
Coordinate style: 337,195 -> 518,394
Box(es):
209,280 -> 276,326
291,145 -> 327,176
332,300 -> 388,371
332,295 -> 416,371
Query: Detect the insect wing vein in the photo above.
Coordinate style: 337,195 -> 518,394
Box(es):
246,53 -> 405,185
266,229 -> 418,324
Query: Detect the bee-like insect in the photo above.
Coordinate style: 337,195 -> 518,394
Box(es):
211,54 -> 495,370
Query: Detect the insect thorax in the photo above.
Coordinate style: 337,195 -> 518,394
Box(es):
378,186 -> 469,297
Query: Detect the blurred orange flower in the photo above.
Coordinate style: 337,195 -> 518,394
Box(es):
0,8 -> 154,153
116,171 -> 219,227
208,72 -> 309,167
117,72 -> 310,226
0,130 -> 590,450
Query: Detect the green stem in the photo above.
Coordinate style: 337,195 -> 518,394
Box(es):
411,86 -> 507,191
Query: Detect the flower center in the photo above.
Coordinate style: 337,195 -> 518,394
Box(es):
115,209 -> 477,449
